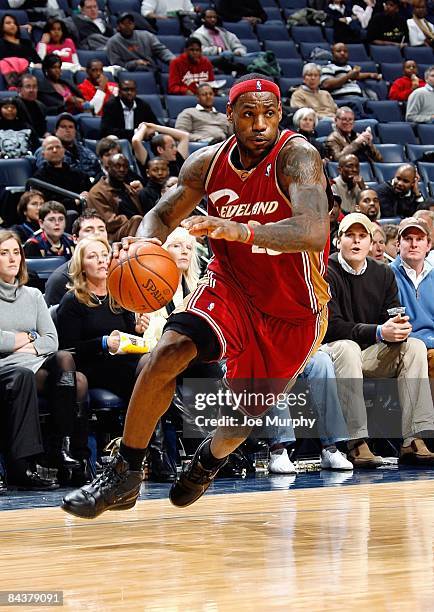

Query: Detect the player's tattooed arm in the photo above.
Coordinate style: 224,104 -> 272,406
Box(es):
251,138 -> 329,253
137,145 -> 218,242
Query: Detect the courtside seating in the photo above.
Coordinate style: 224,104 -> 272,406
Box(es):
416,124 -> 434,145
417,162 -> 434,184
374,144 -> 406,163
377,122 -> 417,145
264,40 -> 300,59
369,45 -> 403,64
406,144 -> 434,162
365,100 -> 402,122
373,162 -> 405,183
403,46 -> 434,64
256,23 -> 290,41
299,42 -> 331,61
380,63 -> 404,83
290,26 -> 324,44
136,94 -> 166,123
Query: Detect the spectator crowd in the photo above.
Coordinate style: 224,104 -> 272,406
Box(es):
1,0 -> 434,494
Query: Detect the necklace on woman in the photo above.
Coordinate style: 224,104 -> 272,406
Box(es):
91,293 -> 107,305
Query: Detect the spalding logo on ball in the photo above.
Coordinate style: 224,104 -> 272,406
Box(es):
107,242 -> 180,313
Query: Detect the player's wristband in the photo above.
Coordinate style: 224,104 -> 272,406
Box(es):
376,325 -> 383,343
241,223 -> 255,245
102,335 -> 108,351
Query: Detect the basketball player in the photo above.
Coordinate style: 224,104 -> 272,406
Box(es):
62,73 -> 331,518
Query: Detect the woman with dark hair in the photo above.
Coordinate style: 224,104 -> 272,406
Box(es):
0,229 -> 90,488
0,97 -> 39,157
37,18 -> 80,71
0,14 -> 40,62
10,190 -> 45,244
37,54 -> 86,114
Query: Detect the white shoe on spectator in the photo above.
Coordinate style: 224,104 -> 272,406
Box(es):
269,449 -> 296,474
321,448 -> 353,471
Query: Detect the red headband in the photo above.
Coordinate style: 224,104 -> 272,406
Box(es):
228,79 -> 281,105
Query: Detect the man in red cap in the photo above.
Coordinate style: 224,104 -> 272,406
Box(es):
62,73 -> 332,519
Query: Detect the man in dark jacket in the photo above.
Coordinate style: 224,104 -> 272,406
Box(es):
374,164 -> 424,219
100,80 -> 158,140
70,0 -> 114,50
18,74 -> 47,138
32,136 -> 91,211
321,212 -> 434,468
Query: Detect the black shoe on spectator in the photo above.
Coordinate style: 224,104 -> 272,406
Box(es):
8,470 -> 59,491
61,453 -> 144,519
169,438 -> 227,508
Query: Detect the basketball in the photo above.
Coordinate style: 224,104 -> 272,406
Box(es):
107,241 -> 180,313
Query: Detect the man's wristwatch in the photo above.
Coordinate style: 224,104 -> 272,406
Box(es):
27,330 -> 37,342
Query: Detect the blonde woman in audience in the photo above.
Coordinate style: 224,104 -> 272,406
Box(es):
143,226 -> 200,349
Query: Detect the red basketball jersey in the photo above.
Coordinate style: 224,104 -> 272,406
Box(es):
205,130 -> 330,323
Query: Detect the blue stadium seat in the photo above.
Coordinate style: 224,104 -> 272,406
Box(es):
406,144 -> 434,162
354,118 -> 379,137
222,21 -> 255,39
375,144 -> 406,163
118,71 -> 158,94
357,61 -> 378,73
137,94 -> 166,122
290,26 -> 324,44
280,0 -> 308,8
373,162 -> 404,183
323,26 -> 334,44
327,161 -> 374,181
417,162 -> 434,184
0,9 -> 28,23
211,96 -> 228,114
279,77 -> 303,93
158,35 -> 185,54
316,119 -> 334,137
256,23 -> 290,41
77,49 -> 109,67
380,63 -> 404,83
0,158 -> 33,189
78,115 -> 101,139
278,58 -> 303,77
299,42 -> 331,61
377,122 -> 417,144
166,95 -> 197,119
403,46 -> 434,64
416,124 -> 434,145
263,6 -> 284,22
240,38 -> 261,53
26,257 -> 67,280
369,45 -> 403,64
32,67 -> 73,83
107,0 -> 140,14
429,181 -> 434,196
365,100 -> 402,122
347,44 -> 370,62
264,40 -> 300,59
156,19 -> 181,35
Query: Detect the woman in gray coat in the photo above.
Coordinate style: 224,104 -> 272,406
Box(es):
0,230 -> 89,488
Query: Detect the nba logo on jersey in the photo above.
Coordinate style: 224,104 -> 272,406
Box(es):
265,163 -> 271,177
207,303 -> 215,311
256,80 -> 262,91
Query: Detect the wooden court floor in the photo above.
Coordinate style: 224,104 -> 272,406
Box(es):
1,480 -> 434,611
